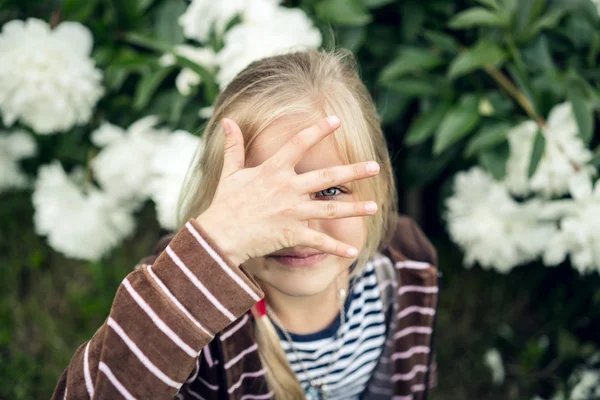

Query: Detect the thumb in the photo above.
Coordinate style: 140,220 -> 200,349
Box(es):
221,118 -> 245,179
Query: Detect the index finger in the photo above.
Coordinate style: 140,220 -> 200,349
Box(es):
268,116 -> 341,167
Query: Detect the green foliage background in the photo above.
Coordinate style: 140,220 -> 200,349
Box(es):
1,0 -> 600,398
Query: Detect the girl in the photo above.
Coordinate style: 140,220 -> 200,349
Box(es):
53,50 -> 439,400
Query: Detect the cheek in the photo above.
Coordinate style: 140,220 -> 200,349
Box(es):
321,216 -> 367,249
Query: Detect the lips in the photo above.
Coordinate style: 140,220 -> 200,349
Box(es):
269,248 -> 323,258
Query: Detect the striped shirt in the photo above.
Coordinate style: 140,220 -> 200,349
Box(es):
274,261 -> 386,399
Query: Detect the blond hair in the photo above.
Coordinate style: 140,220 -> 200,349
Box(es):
177,50 -> 397,399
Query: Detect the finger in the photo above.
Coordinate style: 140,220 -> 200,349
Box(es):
296,200 -> 378,220
268,116 -> 341,168
295,161 -> 380,194
296,228 -> 358,258
221,119 -> 245,179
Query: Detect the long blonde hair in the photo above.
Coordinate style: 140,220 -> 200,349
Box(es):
177,50 -> 397,399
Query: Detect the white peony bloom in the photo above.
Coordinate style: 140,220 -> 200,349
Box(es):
483,348 -> 505,385
446,167 -> 557,272
591,0 -> 600,16
149,130 -> 202,230
505,103 -> 595,197
543,173 -> 600,273
0,130 -> 36,192
0,19 -> 103,134
32,161 -> 135,261
179,0 -> 247,43
570,369 -> 600,399
199,106 -> 214,119
160,45 -> 217,96
91,116 -> 170,206
215,4 -> 322,89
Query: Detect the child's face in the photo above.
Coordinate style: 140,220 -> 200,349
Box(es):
242,117 -> 367,297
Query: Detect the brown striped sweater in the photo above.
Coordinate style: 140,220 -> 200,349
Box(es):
52,215 -> 439,400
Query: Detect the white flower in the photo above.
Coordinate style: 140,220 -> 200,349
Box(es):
215,4 -> 322,89
591,0 -> 600,16
0,19 -> 103,134
446,167 -> 557,272
32,161 -> 135,261
0,130 -> 36,192
570,369 -> 600,399
543,173 -> 600,273
505,103 -> 595,197
149,130 -> 202,230
179,0 -> 247,43
199,106 -> 214,119
483,348 -> 505,385
91,116 -> 170,205
160,45 -> 216,96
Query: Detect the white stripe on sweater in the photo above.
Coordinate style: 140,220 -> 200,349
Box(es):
186,358 -> 200,384
122,278 -> 197,357
84,342 -> 94,398
98,362 -> 136,400
398,285 -> 438,296
228,369 -> 266,394
187,388 -> 207,400
397,306 -> 435,320
146,265 -> 212,337
392,364 -> 428,381
394,326 -> 432,340
395,260 -> 430,270
203,344 -> 214,367
166,246 -> 236,321
225,343 -> 258,370
391,395 -> 413,400
186,222 -> 261,302
391,345 -> 430,360
197,376 -> 219,391
107,317 -> 181,389
221,314 -> 249,341
240,393 -> 274,400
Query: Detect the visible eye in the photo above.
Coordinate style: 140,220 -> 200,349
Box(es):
315,186 -> 346,199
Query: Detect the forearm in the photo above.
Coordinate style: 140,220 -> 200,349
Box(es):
53,219 -> 263,399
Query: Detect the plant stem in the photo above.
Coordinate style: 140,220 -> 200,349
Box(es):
483,64 -> 545,127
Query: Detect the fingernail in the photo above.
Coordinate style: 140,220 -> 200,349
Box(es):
346,247 -> 358,257
366,162 -> 379,174
365,202 -> 378,214
327,116 -> 340,127
221,119 -> 231,134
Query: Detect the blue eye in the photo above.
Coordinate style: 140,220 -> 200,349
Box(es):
315,187 -> 343,198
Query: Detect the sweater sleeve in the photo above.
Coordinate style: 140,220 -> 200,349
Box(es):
52,219 -> 264,400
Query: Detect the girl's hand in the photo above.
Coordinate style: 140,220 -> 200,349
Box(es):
195,116 -> 380,266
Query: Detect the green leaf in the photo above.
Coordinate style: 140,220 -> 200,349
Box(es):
154,0 -> 186,45
405,102 -> 451,146
528,130 -> 546,178
424,31 -> 460,54
448,7 -> 506,29
448,40 -> 507,79
315,0 -> 372,26
124,32 -> 172,53
465,122 -> 512,157
568,86 -> 594,145
377,90 -> 411,124
524,9 -> 567,40
478,142 -> 510,179
434,95 -> 481,154
337,26 -> 367,52
381,77 -> 439,97
379,47 -> 445,81
476,0 -> 500,10
175,55 -> 218,104
133,67 -> 174,111
363,0 -> 394,8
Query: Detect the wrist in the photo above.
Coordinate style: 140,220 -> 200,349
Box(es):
195,210 -> 246,266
